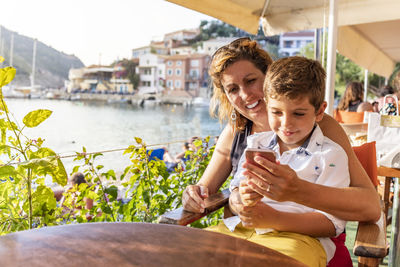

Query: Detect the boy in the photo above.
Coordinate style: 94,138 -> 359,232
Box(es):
226,56 -> 350,266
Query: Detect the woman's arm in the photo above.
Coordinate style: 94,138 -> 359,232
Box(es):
317,113 -> 381,221
237,199 -> 336,237
182,125 -> 234,212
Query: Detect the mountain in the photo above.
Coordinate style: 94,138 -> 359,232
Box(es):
0,26 -> 84,88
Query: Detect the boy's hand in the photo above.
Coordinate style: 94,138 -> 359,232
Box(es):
243,156 -> 301,202
239,179 -> 263,207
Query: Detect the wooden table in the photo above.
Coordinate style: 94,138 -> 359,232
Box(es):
0,222 -> 307,267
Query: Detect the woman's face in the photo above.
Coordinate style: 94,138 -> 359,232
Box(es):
221,60 -> 267,123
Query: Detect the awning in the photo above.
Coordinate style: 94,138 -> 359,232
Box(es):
166,0 -> 400,78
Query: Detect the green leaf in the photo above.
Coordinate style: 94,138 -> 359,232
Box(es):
105,185 -> 118,201
23,185 -> 57,216
23,109 -> 52,128
0,67 -> 16,88
0,165 -> 18,179
25,147 -> 67,186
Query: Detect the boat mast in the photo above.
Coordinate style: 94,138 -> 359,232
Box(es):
9,33 -> 14,66
31,39 -> 37,90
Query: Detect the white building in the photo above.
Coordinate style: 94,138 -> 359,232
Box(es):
170,46 -> 195,55
279,31 -> 314,57
137,54 -> 165,95
201,37 -> 237,56
164,29 -> 199,42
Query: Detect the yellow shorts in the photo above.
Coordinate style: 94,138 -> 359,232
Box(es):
207,221 -> 326,267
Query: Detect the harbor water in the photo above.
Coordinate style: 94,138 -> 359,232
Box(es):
7,98 -> 223,175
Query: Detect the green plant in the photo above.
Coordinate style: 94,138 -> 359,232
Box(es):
0,56 -> 68,234
0,57 -> 221,233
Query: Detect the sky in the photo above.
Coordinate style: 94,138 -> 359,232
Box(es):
0,0 -> 214,66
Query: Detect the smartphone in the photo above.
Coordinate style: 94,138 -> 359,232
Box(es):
245,148 -> 276,168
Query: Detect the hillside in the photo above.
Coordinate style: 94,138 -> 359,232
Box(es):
0,26 -> 84,88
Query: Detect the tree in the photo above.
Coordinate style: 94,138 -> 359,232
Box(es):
115,59 -> 140,90
300,41 -> 392,97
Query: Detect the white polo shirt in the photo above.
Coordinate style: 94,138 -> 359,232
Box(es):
226,125 -> 350,262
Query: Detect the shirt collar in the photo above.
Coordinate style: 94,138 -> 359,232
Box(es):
267,125 -> 323,156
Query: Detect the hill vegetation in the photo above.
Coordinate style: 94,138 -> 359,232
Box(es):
0,26 -> 84,88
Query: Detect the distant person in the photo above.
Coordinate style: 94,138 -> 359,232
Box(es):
337,82 -> 365,111
61,172 -> 94,218
189,136 -> 200,151
374,85 -> 396,113
148,147 -> 178,173
356,101 -> 374,113
174,142 -> 190,163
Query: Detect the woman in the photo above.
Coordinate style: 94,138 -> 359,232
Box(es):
182,38 -> 380,266
337,82 -> 364,111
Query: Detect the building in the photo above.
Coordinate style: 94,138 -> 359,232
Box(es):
201,37 -> 237,56
279,30 -> 314,57
137,53 -> 165,95
131,43 -> 169,59
163,29 -> 199,42
67,64 -> 134,94
170,45 -> 195,55
164,53 -> 210,97
111,62 -> 134,94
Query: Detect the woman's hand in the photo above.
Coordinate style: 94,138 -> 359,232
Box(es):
182,184 -> 209,213
242,156 -> 302,202
239,179 -> 263,207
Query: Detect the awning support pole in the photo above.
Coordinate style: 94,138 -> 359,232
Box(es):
364,69 -> 369,101
325,0 -> 338,115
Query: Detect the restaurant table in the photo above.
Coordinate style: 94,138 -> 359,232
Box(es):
0,222 -> 307,267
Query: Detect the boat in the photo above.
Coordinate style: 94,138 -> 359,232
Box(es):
192,97 -> 210,107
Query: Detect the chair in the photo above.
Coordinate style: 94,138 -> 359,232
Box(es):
159,142 -> 393,267
147,148 -> 165,161
333,109 -> 364,123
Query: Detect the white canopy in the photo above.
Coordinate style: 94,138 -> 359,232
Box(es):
167,0 -> 400,113
167,0 -> 399,77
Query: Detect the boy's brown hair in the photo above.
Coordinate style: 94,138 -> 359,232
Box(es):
264,56 -> 326,112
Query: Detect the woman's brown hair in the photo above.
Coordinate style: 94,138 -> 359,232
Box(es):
337,82 -> 364,110
209,38 -> 273,131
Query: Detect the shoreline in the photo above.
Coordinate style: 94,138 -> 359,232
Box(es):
4,90 -> 208,106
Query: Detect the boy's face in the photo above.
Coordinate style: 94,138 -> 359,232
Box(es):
267,95 -> 326,152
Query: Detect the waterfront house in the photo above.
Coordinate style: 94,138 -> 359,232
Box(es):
163,29 -> 199,43
111,62 -> 135,94
164,53 -> 210,97
137,53 -> 166,95
201,37 -> 237,56
279,30 -> 314,57
67,65 -> 115,93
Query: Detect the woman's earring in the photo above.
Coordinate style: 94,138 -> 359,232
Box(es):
231,110 -> 237,130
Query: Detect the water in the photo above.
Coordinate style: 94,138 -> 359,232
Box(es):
6,98 -> 223,174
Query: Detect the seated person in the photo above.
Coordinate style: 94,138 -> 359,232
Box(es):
174,142 -> 190,163
356,101 -> 374,113
148,147 -> 178,173
374,85 -> 396,112
337,82 -> 365,111
60,172 -> 94,218
209,57 -> 350,267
